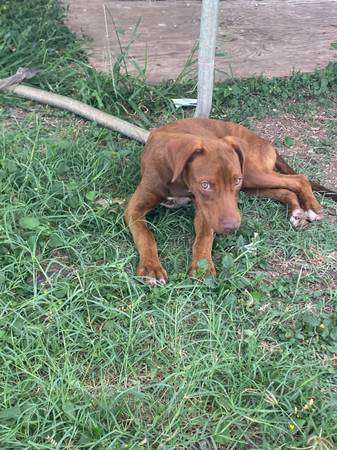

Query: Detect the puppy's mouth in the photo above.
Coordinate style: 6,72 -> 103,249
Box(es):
213,220 -> 241,235
214,226 -> 239,235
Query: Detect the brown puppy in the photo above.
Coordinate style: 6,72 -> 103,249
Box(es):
125,118 -> 336,284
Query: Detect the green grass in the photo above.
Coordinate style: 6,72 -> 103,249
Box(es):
1,0 -> 337,448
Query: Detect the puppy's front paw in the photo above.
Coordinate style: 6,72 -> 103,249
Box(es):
137,260 -> 168,285
189,258 -> 216,278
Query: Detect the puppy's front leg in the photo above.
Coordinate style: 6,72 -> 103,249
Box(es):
189,208 -> 216,277
125,184 -> 167,285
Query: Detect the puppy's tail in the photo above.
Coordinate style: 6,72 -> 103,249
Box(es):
275,153 -> 337,202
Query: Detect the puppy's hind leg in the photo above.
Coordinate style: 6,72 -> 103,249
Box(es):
245,188 -> 308,227
244,170 -> 323,222
274,153 -> 324,222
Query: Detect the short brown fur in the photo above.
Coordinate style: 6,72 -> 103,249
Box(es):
125,118 -> 336,284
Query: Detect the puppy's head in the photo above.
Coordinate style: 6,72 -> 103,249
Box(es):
167,135 -> 245,234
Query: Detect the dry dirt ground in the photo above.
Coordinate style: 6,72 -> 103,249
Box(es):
64,0 -> 337,83
252,108 -> 337,190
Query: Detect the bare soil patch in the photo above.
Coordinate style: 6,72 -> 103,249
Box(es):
252,111 -> 337,190
64,0 -> 337,83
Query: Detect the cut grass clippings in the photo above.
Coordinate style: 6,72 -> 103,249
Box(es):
1,0 -> 337,448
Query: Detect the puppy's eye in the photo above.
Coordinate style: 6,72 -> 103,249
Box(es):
234,177 -> 243,186
200,181 -> 210,190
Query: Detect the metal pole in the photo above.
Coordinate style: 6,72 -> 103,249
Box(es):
194,0 -> 219,118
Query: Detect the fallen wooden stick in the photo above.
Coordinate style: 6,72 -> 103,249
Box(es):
1,68 -> 150,144
0,67 -> 40,90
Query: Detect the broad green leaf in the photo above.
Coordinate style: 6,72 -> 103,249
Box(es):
197,259 -> 209,270
85,191 -> 96,202
0,406 -> 21,422
222,255 -> 234,268
19,216 -> 40,230
284,136 -> 294,147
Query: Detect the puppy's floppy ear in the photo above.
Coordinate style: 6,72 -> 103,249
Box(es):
166,136 -> 203,183
223,136 -> 246,174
